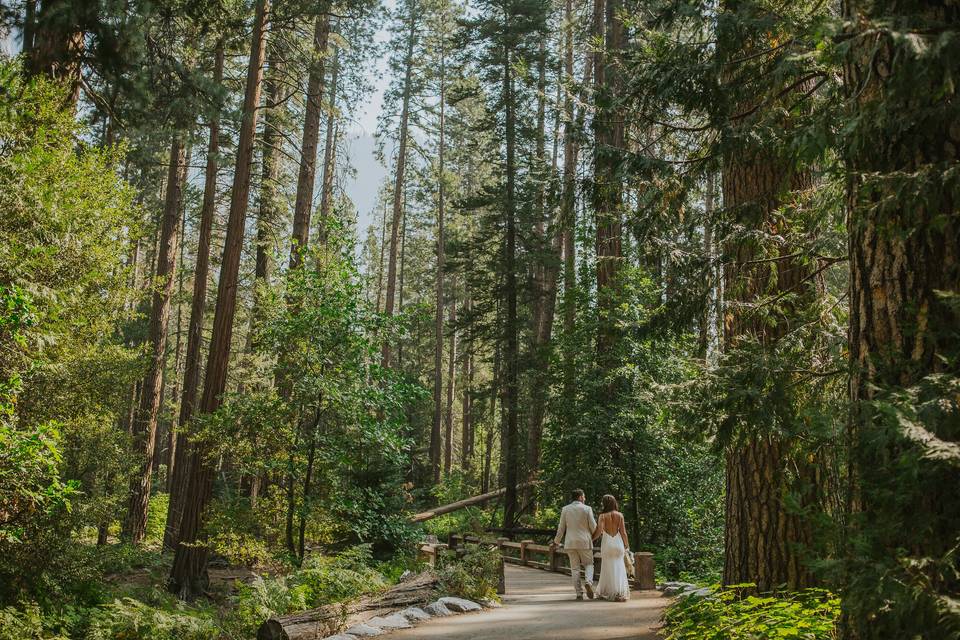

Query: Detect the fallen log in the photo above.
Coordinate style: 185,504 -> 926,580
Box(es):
257,572 -> 439,640
410,481 -> 539,523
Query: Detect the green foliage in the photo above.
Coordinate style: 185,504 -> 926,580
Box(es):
663,586 -> 840,640
85,598 -> 219,640
0,601 -> 68,640
437,545 -> 501,602
290,548 -> 388,608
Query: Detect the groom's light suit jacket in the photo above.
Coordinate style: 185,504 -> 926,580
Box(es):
554,501 -> 597,550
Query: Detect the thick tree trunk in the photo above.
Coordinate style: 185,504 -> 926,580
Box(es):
593,0 -> 625,358
842,2 -> 960,636
122,138 -> 186,544
169,2 -> 269,598
721,144 -> 815,592
28,0 -> 84,106
381,11 -> 416,369
164,44 -> 224,550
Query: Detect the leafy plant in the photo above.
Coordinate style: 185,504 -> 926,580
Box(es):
662,585 -> 840,640
437,545 -> 501,602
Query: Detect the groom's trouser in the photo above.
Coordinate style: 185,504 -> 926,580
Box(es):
566,549 -> 595,595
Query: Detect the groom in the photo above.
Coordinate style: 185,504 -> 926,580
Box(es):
551,488 -> 596,600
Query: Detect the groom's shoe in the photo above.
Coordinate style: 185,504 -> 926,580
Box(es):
584,582 -> 595,599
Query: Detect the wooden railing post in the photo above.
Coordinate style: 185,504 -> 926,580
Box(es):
448,532 -> 458,550
548,545 -> 559,572
634,552 -> 655,590
519,539 -> 533,566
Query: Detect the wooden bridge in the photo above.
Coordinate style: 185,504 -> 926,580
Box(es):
419,533 -> 657,592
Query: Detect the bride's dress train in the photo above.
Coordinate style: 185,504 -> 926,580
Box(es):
595,532 -> 631,601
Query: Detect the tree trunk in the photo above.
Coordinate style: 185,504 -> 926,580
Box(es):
431,39 -> 447,482
697,172 -> 717,359
721,140 -> 815,593
317,41 -> 340,243
502,43 -> 521,530
593,0 -> 624,359
169,3 -> 269,598
290,12 -> 330,269
460,296 -> 473,471
842,2 -> 960,636
164,44 -> 224,550
443,302 -> 457,475
28,0 -> 84,106
381,10 -> 417,369
526,36 -> 561,504
122,138 -> 186,544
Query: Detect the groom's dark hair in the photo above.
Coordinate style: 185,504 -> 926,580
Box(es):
571,489 -> 585,501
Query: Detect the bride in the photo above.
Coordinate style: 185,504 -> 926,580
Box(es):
591,494 -> 631,602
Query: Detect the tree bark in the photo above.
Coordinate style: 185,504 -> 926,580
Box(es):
431,36 -> 448,482
122,138 -> 186,544
164,43 -> 223,550
593,0 -> 625,359
443,302 -> 457,475
317,41 -> 340,243
290,12 -> 330,269
842,1 -> 960,636
381,9 -> 417,369
502,41 -> 520,530
169,2 -> 269,598
28,0 -> 84,106
721,138 -> 815,593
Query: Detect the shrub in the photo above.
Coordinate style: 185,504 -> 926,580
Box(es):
437,545 -> 501,602
290,546 -> 387,607
220,576 -> 310,639
662,585 -> 840,640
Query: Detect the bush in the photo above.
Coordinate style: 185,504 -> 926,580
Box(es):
290,545 -> 387,608
437,545 -> 501,602
220,576 -> 310,639
662,585 -> 840,640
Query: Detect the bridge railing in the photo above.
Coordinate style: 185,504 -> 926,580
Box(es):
418,533 -> 656,591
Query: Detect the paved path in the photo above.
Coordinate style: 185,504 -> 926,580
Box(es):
390,564 -> 670,640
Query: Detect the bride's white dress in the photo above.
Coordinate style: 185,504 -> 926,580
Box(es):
596,531 -> 631,601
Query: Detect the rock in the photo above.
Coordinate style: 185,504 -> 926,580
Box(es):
683,587 -> 715,599
343,623 -> 383,637
399,607 -> 431,622
366,614 -> 412,630
439,597 -> 482,613
662,582 -> 697,596
323,636 -> 356,640
423,600 -> 454,617
480,599 -> 502,609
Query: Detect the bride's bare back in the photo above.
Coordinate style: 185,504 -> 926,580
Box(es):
593,511 -> 629,549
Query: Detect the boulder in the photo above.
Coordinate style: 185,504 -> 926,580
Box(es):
438,597 -> 482,613
322,636 -> 355,640
365,614 -> 412,631
399,607 -> 431,622
423,601 -> 454,617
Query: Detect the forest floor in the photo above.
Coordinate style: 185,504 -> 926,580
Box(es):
391,564 -> 670,640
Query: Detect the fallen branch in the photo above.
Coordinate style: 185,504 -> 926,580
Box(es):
409,481 -> 540,523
